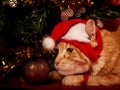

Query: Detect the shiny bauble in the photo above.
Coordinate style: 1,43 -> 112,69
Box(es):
21,57 -> 49,85
111,0 -> 120,6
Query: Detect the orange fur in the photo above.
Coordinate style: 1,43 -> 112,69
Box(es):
50,26 -> 120,86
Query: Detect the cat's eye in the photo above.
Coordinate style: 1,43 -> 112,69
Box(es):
67,48 -> 73,52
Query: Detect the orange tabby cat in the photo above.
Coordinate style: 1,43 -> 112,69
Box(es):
49,21 -> 120,86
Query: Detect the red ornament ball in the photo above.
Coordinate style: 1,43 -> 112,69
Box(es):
21,57 -> 49,85
111,0 -> 120,5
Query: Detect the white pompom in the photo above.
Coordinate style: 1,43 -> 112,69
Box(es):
42,36 -> 55,50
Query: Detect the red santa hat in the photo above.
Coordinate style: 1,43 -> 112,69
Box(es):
42,19 -> 102,62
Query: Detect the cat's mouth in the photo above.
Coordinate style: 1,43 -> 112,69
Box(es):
55,60 -> 90,76
57,67 -> 87,76
58,69 -> 75,76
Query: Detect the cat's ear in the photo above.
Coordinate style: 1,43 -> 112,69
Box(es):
85,19 -> 98,48
85,19 -> 96,36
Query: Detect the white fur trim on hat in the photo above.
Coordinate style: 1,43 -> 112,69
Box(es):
42,36 -> 55,50
62,23 -> 90,42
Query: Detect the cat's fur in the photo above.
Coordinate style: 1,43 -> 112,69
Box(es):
50,22 -> 120,86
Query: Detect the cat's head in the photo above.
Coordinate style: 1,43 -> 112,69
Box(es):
42,19 -> 102,76
54,42 -> 92,76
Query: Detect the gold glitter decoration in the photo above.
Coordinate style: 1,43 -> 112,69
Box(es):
50,0 -> 93,11
9,0 -> 18,7
15,46 -> 34,60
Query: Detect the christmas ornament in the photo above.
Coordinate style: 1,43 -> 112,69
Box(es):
51,0 -> 93,18
96,19 -> 104,28
21,57 -> 49,85
61,8 -> 74,21
111,0 -> 120,5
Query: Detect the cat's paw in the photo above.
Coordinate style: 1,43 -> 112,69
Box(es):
48,70 -> 63,80
62,75 -> 83,86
